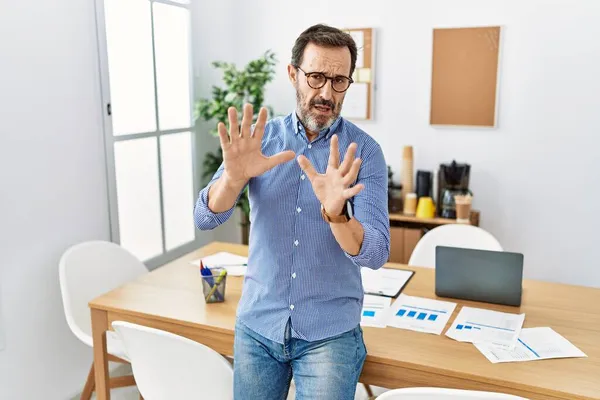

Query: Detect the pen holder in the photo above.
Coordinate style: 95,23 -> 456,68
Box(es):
201,268 -> 227,303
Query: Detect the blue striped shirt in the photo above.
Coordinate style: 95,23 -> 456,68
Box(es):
194,112 -> 390,343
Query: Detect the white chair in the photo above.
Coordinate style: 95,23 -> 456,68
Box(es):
376,387 -> 528,399
59,240 -> 148,399
112,321 -> 234,400
408,224 -> 502,268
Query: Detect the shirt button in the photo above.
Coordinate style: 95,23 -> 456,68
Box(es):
290,304 -> 295,310
300,174 -> 306,180
294,240 -> 299,246
296,207 -> 302,213
292,272 -> 297,279
308,144 -> 312,149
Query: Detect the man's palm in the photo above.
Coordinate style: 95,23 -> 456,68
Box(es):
219,105 -> 295,185
297,135 -> 364,216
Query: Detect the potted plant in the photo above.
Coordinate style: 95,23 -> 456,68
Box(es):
194,50 -> 278,245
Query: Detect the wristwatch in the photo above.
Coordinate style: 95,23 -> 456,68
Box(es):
321,201 -> 353,223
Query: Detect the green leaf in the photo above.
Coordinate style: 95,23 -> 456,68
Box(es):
195,49 -> 279,215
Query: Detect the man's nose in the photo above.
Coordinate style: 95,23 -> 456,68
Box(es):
318,80 -> 333,100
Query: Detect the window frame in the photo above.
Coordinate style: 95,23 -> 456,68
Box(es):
94,0 -> 200,269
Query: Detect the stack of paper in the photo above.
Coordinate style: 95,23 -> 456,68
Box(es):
474,327 -> 587,363
361,295 -> 392,328
446,306 -> 525,349
190,252 -> 248,276
387,294 -> 457,335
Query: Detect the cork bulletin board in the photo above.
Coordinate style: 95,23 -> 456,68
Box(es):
342,27 -> 375,120
430,26 -> 502,127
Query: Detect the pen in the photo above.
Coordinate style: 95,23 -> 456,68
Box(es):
208,263 -> 247,268
200,260 -> 214,286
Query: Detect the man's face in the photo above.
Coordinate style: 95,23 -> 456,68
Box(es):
288,43 -> 352,133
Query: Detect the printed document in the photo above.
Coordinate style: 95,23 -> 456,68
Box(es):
361,268 -> 413,297
387,294 -> 457,335
361,295 -> 392,328
474,327 -> 587,363
190,252 -> 248,276
446,306 -> 525,349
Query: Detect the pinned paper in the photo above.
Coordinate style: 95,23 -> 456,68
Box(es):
357,68 -> 372,83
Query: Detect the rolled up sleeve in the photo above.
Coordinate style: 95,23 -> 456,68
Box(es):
193,163 -> 245,231
345,143 -> 390,269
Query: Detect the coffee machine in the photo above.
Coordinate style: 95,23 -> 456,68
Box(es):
437,160 -> 471,219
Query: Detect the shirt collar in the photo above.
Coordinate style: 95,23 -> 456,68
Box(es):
291,111 -> 343,140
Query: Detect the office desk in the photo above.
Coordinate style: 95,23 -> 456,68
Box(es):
89,242 -> 600,400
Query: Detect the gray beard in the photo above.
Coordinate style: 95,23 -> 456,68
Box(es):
295,90 -> 341,133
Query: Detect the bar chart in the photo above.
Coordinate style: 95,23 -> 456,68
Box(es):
396,306 -> 445,323
388,294 -> 457,335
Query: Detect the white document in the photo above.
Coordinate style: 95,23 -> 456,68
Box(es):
349,30 -> 364,68
446,307 -> 525,350
361,267 -> 413,297
190,252 -> 248,276
474,327 -> 587,363
342,82 -> 368,120
387,294 -> 457,335
361,295 -> 392,328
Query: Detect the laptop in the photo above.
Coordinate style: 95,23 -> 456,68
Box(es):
435,246 -> 524,306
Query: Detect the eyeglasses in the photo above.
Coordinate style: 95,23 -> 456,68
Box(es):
295,66 -> 354,93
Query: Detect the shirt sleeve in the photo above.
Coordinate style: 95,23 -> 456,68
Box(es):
345,142 -> 390,269
193,162 -> 246,231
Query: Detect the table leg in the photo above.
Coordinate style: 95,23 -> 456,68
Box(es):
91,308 -> 110,400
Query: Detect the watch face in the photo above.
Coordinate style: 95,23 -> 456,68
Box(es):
346,200 -> 354,219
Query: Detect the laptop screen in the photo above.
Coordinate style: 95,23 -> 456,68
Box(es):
435,246 -> 524,306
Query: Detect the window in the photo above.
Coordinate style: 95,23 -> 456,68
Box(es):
95,0 -> 198,268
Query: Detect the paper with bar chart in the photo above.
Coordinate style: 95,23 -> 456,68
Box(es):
361,294 -> 392,328
446,306 -> 525,350
387,294 -> 457,334
474,327 -> 587,363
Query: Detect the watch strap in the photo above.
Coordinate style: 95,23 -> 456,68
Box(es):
321,203 -> 351,223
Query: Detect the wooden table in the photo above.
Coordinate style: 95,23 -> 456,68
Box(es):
89,242 -> 600,400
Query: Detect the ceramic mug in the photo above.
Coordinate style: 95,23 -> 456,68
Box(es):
416,196 -> 436,219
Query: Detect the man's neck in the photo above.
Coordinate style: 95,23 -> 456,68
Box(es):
306,130 -> 319,142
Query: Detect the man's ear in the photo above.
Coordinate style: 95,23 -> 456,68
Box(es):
287,64 -> 298,84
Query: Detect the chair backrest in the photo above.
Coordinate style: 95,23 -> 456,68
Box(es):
376,387 -> 528,399
59,241 -> 147,344
408,224 -> 502,268
112,321 -> 233,400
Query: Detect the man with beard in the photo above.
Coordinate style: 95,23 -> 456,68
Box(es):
194,23 -> 390,399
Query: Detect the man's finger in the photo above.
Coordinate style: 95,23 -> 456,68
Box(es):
343,184 -> 364,199
228,107 -> 240,142
339,143 -> 357,175
217,122 -> 230,149
266,150 -> 295,170
297,155 -> 318,181
253,107 -> 268,140
240,103 -> 253,138
328,135 -> 340,168
342,158 -> 362,186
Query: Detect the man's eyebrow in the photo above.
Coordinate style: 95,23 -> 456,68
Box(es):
306,69 -> 349,77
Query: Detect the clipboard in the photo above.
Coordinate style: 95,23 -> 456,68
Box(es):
361,267 -> 415,298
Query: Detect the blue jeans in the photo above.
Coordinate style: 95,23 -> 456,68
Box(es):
233,319 -> 367,400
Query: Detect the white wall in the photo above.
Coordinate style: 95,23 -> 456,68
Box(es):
0,0 -> 111,399
197,0 -> 600,287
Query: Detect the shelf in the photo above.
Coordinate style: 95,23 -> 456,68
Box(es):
389,213 -> 458,225
389,210 -> 479,227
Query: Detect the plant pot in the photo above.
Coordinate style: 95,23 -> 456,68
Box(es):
240,212 -> 250,245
